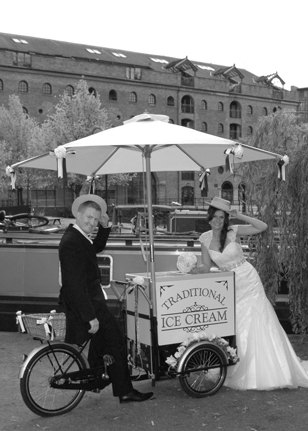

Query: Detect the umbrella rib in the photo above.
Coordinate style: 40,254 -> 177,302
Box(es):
240,143 -> 282,158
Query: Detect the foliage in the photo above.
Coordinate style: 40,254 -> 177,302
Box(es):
240,112 -> 308,332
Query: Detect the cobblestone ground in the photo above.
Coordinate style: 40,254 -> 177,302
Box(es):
1,332 -> 308,431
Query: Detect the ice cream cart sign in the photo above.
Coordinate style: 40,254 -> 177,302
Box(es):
157,272 -> 235,346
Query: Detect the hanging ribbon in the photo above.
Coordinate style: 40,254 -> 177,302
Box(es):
54,145 -> 67,179
277,155 -> 289,181
16,311 -> 26,333
5,166 -> 16,190
224,144 -> 244,173
199,168 -> 210,193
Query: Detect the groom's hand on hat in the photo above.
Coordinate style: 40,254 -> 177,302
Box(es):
100,212 -> 110,228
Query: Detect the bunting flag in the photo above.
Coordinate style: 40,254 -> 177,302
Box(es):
5,166 -> 16,190
224,144 -> 244,173
199,168 -> 211,193
277,155 -> 289,181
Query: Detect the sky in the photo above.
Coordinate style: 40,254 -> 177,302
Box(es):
1,0 -> 306,90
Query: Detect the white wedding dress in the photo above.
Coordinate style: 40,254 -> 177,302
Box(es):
199,226 -> 308,390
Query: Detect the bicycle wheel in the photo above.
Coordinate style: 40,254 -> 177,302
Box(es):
20,343 -> 87,417
179,343 -> 227,397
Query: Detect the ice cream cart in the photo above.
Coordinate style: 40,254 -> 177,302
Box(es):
124,269 -> 238,397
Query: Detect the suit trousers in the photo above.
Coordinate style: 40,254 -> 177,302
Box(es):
87,299 -> 133,397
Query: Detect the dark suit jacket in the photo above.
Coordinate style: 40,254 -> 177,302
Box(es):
59,223 -> 111,344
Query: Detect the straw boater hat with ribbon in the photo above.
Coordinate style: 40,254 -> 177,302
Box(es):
207,196 -> 231,213
71,194 -> 107,218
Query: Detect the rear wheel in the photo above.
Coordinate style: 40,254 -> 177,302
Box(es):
179,343 -> 227,397
20,343 -> 87,417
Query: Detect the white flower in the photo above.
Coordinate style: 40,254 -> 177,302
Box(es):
54,145 -> 67,159
165,355 -> 177,368
177,252 -> 197,273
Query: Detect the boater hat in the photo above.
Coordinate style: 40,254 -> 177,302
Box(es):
207,196 -> 231,213
72,194 -> 107,218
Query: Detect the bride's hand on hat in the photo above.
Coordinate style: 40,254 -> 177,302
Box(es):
100,213 -> 110,228
229,209 -> 238,218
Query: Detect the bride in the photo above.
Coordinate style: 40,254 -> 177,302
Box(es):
197,196 -> 308,390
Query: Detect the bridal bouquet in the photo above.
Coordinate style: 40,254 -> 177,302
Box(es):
165,331 -> 239,368
177,252 -> 198,273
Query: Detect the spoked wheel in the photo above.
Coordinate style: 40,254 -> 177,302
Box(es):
20,343 -> 87,417
179,343 -> 227,397
11,214 -> 49,229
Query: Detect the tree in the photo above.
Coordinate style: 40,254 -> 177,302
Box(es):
0,95 -> 40,195
241,112 -> 308,333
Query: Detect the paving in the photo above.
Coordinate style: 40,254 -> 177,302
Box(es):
1,331 -> 308,431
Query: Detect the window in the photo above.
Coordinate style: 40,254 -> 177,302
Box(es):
86,48 -> 101,54
201,122 -> 208,132
18,80 -> 28,93
148,94 -> 156,105
168,118 -> 174,124
126,67 -> 142,80
12,38 -> 28,44
65,85 -> 74,96
89,87 -> 97,97
221,181 -> 233,203
109,90 -> 117,101
201,100 -> 207,110
247,105 -> 253,115
22,107 -> 28,115
0,79 -> 3,91
229,124 -> 241,140
112,52 -> 127,58
247,126 -> 253,136
218,102 -> 224,111
229,101 -> 241,119
13,52 -> 31,67
181,95 -> 194,113
42,83 -> 52,95
218,123 -> 224,135
182,172 -> 194,181
181,185 -> 194,205
167,96 -> 175,106
129,92 -> 137,103
262,107 -> 268,116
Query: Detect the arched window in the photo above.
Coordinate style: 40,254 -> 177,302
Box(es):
168,118 -> 174,124
65,85 -> 74,96
181,95 -> 194,113
201,122 -> 208,133
0,79 -> 3,91
167,96 -> 175,106
148,93 -> 156,105
247,105 -> 253,115
18,80 -> 28,93
230,101 -> 241,118
221,181 -> 233,203
22,106 -> 28,115
218,123 -> 224,135
181,118 -> 194,128
230,123 -> 241,140
89,87 -> 97,97
262,107 -> 268,116
181,185 -> 194,206
201,100 -> 207,110
109,90 -> 117,101
218,101 -> 224,111
129,92 -> 137,103
247,126 -> 253,136
42,83 -> 52,95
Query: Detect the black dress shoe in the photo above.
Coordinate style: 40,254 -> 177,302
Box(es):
119,389 -> 154,403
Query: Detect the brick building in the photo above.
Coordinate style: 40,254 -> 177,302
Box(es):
0,32 -> 305,209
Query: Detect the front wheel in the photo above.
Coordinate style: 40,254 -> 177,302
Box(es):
20,343 -> 87,417
179,343 -> 227,397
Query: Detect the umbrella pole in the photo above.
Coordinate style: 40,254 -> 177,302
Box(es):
145,148 -> 159,382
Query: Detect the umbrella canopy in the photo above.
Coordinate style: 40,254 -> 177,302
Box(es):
12,113 -> 283,176
10,113 -> 287,316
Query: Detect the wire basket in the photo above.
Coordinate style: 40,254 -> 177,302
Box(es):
17,312 -> 66,341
